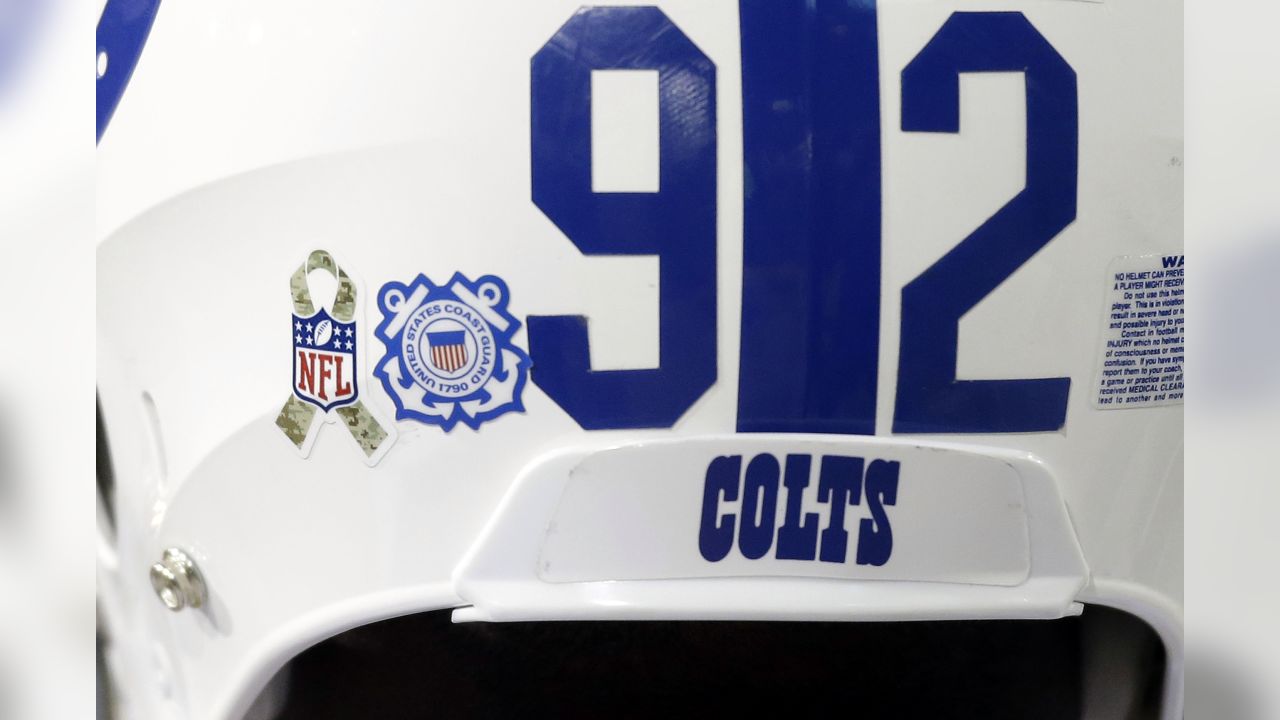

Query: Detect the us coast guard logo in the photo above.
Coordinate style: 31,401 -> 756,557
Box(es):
375,273 -> 531,431
276,250 -> 394,464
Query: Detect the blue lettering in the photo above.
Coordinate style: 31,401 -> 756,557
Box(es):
816,455 -> 864,564
775,455 -> 819,560
856,459 -> 898,566
739,454 -> 780,559
698,452 -> 897,567
698,455 -> 741,562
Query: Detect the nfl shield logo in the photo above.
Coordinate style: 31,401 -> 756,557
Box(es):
293,308 -> 359,412
428,330 -> 468,373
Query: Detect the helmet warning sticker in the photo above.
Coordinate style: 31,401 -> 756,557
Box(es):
1095,253 -> 1185,409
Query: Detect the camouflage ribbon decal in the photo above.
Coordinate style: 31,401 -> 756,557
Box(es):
275,250 -> 389,457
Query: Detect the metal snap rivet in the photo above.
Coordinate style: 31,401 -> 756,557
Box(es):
149,548 -> 206,612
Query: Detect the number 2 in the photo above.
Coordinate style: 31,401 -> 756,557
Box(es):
893,12 -> 1076,433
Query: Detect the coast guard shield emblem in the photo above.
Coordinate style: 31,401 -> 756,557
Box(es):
375,273 -> 531,431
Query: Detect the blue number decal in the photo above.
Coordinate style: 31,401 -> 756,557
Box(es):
529,7 -> 717,429
893,12 -> 1077,433
736,0 -> 883,436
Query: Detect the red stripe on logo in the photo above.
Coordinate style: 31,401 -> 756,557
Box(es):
431,344 -> 467,373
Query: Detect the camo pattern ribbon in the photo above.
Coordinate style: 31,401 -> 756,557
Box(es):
276,250 -> 389,457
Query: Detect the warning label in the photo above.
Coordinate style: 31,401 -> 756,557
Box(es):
1095,253 -> 1184,409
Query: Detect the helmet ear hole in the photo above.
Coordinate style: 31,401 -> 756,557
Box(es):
96,396 -> 116,541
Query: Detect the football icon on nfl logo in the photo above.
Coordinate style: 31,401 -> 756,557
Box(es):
293,308 -> 358,411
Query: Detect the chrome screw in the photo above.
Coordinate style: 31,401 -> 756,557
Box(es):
149,548 -> 207,612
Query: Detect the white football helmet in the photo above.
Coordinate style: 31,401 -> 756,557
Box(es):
97,1 -> 1182,717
